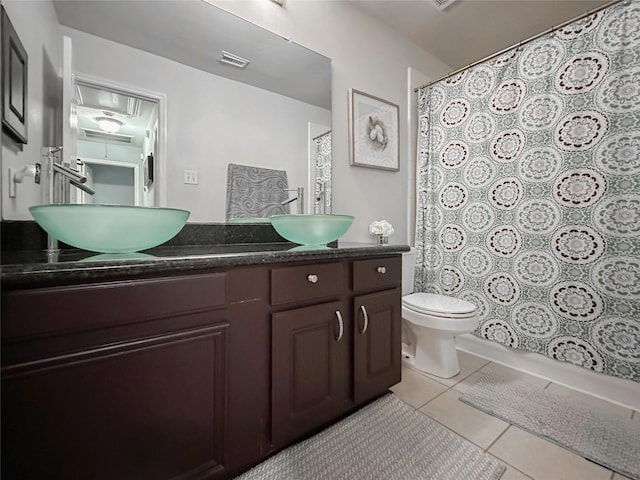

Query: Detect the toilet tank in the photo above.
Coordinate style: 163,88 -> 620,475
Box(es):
402,248 -> 416,296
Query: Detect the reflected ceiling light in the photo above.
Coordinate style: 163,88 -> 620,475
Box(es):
96,117 -> 124,133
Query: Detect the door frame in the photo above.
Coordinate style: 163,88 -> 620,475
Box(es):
72,72 -> 168,208
78,157 -> 141,206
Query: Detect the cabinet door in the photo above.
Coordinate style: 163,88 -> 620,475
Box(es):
353,289 -> 401,404
272,301 -> 348,448
2,324 -> 229,480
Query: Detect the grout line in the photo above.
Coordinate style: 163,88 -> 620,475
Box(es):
491,455 -> 535,480
484,423 -> 512,453
416,406 -> 491,451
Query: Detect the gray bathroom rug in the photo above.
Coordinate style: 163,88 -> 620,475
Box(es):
235,393 -> 505,480
460,372 -> 640,480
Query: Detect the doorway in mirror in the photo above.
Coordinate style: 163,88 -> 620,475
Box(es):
72,77 -> 162,208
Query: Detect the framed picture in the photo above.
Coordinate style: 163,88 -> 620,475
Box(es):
144,153 -> 154,187
1,6 -> 28,144
349,89 -> 399,171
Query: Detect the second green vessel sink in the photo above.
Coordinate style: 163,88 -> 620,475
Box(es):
29,204 -> 190,253
270,214 -> 354,245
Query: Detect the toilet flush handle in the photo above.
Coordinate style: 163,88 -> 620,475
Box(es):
359,305 -> 369,334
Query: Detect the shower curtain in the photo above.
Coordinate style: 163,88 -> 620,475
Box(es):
314,131 -> 332,214
415,0 -> 639,382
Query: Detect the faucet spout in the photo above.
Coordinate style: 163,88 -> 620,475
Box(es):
53,163 -> 88,184
282,187 -> 304,214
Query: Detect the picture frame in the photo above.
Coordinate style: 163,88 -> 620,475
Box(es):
144,153 -> 154,187
1,6 -> 28,144
349,89 -> 399,171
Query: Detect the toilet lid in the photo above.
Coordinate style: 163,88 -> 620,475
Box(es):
403,293 -> 477,316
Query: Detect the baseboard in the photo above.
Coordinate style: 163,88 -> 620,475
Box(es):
456,334 -> 640,411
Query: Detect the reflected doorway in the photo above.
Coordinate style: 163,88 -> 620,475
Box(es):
77,158 -> 141,205
74,78 -> 160,207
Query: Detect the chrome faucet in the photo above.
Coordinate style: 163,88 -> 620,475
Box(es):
282,187 -> 304,214
42,146 -> 96,253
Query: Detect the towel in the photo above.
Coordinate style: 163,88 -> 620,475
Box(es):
225,163 -> 290,220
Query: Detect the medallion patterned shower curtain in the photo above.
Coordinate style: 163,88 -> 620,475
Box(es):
415,0 -> 639,382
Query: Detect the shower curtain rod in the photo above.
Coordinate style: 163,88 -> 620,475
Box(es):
312,130 -> 331,141
413,0 -> 626,93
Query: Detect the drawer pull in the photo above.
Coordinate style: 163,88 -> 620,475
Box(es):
360,305 -> 369,335
307,274 -> 318,284
377,266 -> 387,274
335,310 -> 344,342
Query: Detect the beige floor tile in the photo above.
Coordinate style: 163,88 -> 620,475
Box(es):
489,426 -> 612,480
390,366 -> 448,409
418,388 -> 509,449
546,383 -> 633,419
477,362 -> 550,388
411,350 -> 491,388
497,463 -> 534,480
613,473 -> 633,480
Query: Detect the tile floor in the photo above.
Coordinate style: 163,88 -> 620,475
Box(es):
390,351 -> 638,480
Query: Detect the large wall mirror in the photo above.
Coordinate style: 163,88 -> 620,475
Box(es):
52,0 -> 332,223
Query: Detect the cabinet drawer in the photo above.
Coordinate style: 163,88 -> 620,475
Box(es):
2,273 -> 228,340
353,256 -> 401,292
271,262 -> 344,305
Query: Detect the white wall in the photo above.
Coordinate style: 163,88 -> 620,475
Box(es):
208,1 -> 452,243
1,0 -> 61,220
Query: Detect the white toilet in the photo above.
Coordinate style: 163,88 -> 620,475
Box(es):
402,248 -> 479,378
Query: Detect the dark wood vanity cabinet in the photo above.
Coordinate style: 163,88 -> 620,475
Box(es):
352,257 -> 402,405
271,300 -> 349,448
1,253 -> 402,479
270,256 -> 402,448
1,268 -> 271,480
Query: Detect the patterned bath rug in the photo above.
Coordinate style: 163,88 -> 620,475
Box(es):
460,373 -> 640,480
236,393 -> 505,480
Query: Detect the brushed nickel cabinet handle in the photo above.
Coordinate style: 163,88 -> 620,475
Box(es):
377,266 -> 386,274
360,305 -> 369,335
335,310 -> 344,342
307,274 -> 318,283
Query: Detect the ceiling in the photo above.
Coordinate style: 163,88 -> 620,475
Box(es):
75,82 -> 157,148
350,0 -> 611,71
52,0 -> 331,110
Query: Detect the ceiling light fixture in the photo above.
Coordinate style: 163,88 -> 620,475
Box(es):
96,117 -> 124,134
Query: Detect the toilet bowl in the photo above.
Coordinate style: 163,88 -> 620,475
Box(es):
402,249 -> 479,378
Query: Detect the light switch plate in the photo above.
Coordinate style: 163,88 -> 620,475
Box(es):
184,170 -> 198,185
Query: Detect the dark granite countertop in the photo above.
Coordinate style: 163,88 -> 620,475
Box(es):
1,241 -> 410,289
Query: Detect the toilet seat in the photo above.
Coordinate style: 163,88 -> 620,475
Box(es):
402,293 -> 477,319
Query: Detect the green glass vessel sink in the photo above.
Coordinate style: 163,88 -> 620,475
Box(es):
270,214 -> 354,245
29,204 -> 190,253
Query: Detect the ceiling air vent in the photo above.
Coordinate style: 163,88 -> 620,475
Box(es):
218,51 -> 250,69
432,0 -> 458,11
82,128 -> 133,144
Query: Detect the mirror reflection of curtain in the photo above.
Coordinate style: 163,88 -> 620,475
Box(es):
415,1 -> 640,383
225,163 -> 290,220
314,131 -> 332,214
